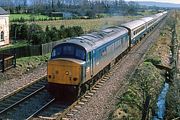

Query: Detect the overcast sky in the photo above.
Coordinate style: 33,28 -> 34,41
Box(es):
125,0 -> 180,4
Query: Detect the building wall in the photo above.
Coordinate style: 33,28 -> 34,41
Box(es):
0,15 -> 9,46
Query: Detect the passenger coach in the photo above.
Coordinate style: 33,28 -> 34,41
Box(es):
121,19 -> 146,46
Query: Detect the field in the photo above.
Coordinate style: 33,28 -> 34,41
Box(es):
10,14 -> 61,21
33,16 -> 141,32
10,11 -> 155,32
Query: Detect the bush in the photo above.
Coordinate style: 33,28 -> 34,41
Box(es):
28,24 -> 45,45
10,23 -> 84,45
10,23 -> 28,40
144,56 -> 161,65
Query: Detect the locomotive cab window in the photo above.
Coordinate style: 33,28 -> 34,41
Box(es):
51,43 -> 86,61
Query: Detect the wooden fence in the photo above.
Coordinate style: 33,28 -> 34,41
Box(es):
0,53 -> 16,72
0,40 -> 64,58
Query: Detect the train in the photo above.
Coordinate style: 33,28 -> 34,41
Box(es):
47,11 -> 168,98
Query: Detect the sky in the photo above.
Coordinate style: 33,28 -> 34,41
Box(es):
125,0 -> 180,4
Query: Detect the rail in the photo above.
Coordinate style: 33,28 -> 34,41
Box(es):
26,98 -> 56,120
0,86 -> 46,115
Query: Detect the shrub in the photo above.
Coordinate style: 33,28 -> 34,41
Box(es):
144,56 -> 161,65
28,24 -> 45,45
10,23 -> 84,45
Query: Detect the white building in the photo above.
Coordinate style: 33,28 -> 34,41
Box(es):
0,7 -> 9,46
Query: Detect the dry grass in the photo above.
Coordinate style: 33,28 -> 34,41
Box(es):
145,26 -> 171,67
31,16 -> 141,32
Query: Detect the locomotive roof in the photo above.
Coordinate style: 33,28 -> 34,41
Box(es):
120,19 -> 146,30
61,26 -> 128,52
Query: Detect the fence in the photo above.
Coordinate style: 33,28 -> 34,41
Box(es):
0,40 -> 64,59
0,53 -> 16,72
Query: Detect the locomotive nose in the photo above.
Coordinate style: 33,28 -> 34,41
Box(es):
47,59 -> 82,85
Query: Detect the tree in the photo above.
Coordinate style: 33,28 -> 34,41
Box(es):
49,27 -> 59,41
28,24 -> 45,45
20,23 -> 28,39
45,25 -> 51,42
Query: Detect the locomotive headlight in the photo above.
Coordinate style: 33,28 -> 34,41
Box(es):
65,71 -> 69,75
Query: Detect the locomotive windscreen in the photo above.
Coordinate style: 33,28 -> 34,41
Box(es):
51,43 -> 86,61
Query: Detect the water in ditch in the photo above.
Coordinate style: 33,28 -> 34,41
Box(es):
153,82 -> 169,120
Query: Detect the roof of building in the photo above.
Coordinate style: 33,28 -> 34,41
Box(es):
0,7 -> 9,15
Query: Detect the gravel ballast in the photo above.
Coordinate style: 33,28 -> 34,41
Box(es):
0,64 -> 47,99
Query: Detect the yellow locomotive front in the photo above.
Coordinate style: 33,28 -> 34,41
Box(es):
47,43 -> 86,98
48,59 -> 82,85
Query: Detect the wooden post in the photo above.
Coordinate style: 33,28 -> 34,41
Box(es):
2,54 -> 4,72
13,52 -> 16,68
142,95 -> 151,120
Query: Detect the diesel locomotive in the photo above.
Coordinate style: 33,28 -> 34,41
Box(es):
47,11 -> 167,98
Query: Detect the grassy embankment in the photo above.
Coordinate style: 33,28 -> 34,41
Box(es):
0,53 -> 50,81
166,11 -> 180,119
111,14 -> 172,120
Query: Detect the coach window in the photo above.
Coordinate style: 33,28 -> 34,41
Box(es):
0,31 -> 4,41
133,31 -> 136,35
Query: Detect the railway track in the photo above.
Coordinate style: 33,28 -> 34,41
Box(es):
0,77 -> 55,120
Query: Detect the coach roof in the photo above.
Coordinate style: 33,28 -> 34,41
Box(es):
121,19 -> 146,30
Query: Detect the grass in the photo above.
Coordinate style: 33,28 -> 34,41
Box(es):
0,53 -> 50,81
16,53 -> 50,72
0,40 -> 29,51
10,14 -> 61,22
137,10 -> 157,16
